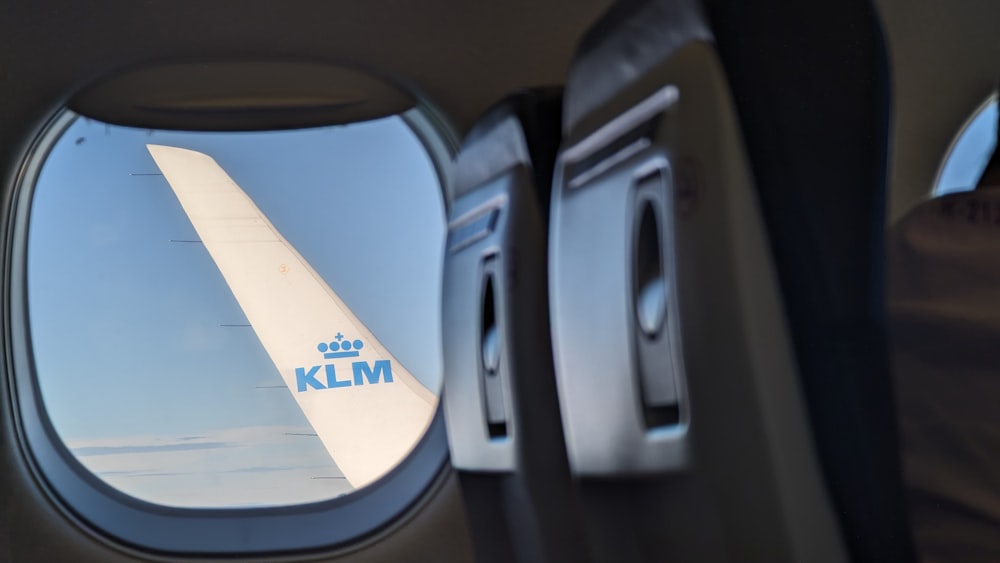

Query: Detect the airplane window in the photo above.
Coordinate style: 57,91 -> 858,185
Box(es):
935,97 -> 998,196
26,115 -> 444,509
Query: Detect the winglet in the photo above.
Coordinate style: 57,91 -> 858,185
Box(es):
147,144 -> 436,488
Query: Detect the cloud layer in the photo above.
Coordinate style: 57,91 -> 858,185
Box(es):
65,426 -> 353,508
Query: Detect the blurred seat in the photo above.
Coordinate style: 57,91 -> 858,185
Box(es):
442,88 -> 587,563
547,0 -> 850,560
888,113 -> 1000,562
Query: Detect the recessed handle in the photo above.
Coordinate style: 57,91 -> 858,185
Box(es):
480,263 -> 508,438
635,200 -> 667,338
632,170 -> 680,427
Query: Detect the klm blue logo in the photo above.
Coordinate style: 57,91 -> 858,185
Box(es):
295,333 -> 394,392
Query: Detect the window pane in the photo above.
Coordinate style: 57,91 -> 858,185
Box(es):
27,115 -> 444,508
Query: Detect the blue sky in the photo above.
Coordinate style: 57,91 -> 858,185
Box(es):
27,115 -> 444,506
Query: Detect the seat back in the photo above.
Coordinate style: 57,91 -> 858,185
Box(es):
442,89 -> 587,563
548,0 -> 846,560
888,178 -> 1000,559
705,0 -> 914,559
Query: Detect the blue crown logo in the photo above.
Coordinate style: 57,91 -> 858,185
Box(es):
318,332 -> 365,359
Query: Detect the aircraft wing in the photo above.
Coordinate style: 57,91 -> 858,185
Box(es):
146,144 -> 437,489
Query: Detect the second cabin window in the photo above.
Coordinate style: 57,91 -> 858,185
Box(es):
935,97 -> 998,196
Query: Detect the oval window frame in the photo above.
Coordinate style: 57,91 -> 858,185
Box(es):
4,106 -> 454,555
